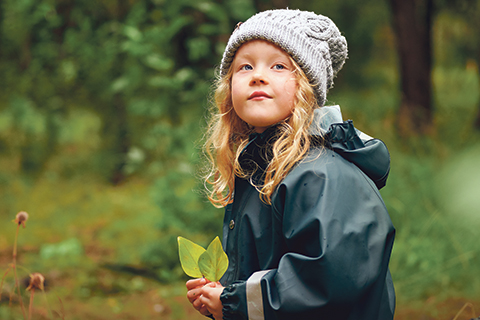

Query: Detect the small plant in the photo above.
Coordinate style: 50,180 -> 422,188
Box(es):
26,273 -> 45,320
1,211 -> 59,320
12,211 -> 29,319
177,236 -> 228,282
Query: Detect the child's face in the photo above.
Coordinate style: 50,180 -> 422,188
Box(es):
231,40 -> 297,133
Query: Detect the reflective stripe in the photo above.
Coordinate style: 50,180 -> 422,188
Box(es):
246,270 -> 271,320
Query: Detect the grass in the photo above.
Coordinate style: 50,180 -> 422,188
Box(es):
0,176 -> 208,320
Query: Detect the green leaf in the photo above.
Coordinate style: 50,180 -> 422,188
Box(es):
177,236 -> 205,278
198,236 -> 229,282
124,25 -> 142,41
144,54 -> 173,71
177,236 -> 229,281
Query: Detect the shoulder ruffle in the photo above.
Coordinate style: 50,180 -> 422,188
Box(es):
323,120 -> 390,189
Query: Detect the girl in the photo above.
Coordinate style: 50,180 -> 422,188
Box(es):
186,9 -> 395,320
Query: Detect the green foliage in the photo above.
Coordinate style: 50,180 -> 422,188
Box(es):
178,236 -> 206,278
197,237 -> 228,282
142,166 -> 222,282
40,237 -> 84,267
178,236 -> 228,282
0,0 -> 257,181
384,147 -> 480,302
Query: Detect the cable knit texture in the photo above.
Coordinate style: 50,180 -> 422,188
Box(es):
220,9 -> 348,107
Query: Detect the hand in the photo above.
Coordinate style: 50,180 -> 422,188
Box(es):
186,278 -> 211,316
200,282 -> 224,320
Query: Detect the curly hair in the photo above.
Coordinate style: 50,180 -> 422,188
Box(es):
203,57 -> 321,207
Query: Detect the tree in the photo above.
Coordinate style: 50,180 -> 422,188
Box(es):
456,0 -> 480,131
456,0 -> 480,130
389,0 -> 434,136
435,0 -> 480,130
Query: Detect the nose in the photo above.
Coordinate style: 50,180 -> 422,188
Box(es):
250,69 -> 268,85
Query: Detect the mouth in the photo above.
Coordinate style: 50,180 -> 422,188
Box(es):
248,91 -> 272,100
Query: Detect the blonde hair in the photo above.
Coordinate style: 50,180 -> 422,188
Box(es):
204,57 -> 320,207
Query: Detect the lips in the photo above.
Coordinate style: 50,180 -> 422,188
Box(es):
248,91 -> 272,100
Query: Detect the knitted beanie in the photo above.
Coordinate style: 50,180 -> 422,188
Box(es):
220,9 -> 348,107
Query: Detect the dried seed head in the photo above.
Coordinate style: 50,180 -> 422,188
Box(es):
26,273 -> 45,291
14,211 -> 29,228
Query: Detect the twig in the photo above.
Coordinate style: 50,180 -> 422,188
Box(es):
57,295 -> 65,320
452,302 -> 475,320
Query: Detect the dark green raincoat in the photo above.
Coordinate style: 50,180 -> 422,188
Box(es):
219,107 -> 395,320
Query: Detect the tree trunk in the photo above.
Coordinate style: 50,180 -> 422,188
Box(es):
108,95 -> 130,185
106,0 -> 133,185
53,1 -> 74,45
474,103 -> 480,129
475,47 -> 480,130
390,0 -> 434,136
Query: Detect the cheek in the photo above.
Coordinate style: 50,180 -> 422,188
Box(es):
283,79 -> 297,109
230,79 -> 241,107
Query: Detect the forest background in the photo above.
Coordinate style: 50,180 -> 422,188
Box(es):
0,0 -> 479,319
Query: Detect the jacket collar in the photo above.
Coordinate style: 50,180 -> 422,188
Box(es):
237,105 -> 390,190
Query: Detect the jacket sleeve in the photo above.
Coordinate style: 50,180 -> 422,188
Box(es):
220,149 -> 395,320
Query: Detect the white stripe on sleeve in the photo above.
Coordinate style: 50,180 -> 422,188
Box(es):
246,270 -> 271,320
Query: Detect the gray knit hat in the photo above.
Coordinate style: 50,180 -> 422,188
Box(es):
220,9 -> 348,107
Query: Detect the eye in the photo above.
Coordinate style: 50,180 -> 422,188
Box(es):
273,64 -> 286,70
240,64 -> 253,71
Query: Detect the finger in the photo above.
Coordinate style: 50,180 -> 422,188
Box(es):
192,296 -> 204,310
201,285 -> 215,298
186,278 -> 207,290
199,294 -> 209,306
187,288 -> 202,304
199,305 -> 211,316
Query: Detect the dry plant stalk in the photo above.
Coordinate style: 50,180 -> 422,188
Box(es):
3,212 -> 56,320
452,302 -> 477,320
12,211 -> 29,319
57,295 -> 66,320
1,265 -> 12,296
26,273 -> 45,320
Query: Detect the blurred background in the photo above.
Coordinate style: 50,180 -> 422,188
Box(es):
0,0 -> 479,319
